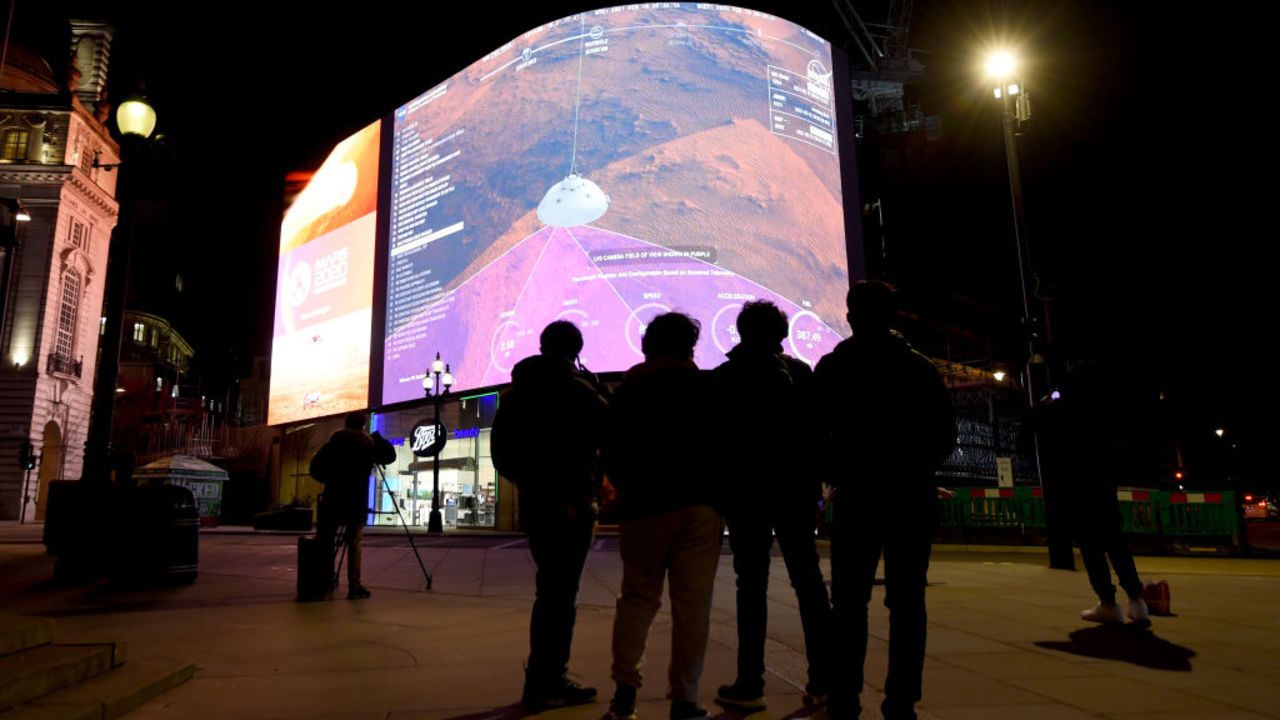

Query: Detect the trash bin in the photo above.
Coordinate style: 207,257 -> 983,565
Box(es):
113,483 -> 199,585
153,483 -> 199,585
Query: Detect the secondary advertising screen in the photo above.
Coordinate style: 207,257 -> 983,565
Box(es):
383,5 -> 852,402
268,121 -> 381,425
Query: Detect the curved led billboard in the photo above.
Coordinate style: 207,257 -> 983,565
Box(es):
268,121 -> 381,425
381,4 -> 853,402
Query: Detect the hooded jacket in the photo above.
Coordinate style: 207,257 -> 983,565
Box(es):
603,357 -> 715,520
311,427 -> 396,526
711,341 -> 820,508
812,330 -> 954,496
494,354 -> 609,508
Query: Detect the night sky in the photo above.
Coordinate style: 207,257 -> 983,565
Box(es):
9,2 -> 1265,480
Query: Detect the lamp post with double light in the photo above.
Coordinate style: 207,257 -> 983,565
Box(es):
984,53 -> 1072,568
422,352 -> 454,533
985,51 -> 1041,406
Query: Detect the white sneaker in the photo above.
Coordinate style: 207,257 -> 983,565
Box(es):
1081,601 -> 1125,624
1128,598 -> 1151,626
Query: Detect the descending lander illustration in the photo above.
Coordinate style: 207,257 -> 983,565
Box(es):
536,18 -> 610,228
537,173 -> 609,227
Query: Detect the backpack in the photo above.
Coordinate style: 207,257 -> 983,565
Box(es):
490,386 -> 536,487
309,441 -> 337,485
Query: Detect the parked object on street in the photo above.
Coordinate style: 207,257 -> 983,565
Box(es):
1143,580 -> 1172,616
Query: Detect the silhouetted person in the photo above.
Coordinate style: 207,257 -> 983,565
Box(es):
603,312 -> 721,720
812,281 -> 955,720
493,321 -> 609,711
310,412 -> 395,599
711,301 -> 833,710
1034,361 -> 1149,626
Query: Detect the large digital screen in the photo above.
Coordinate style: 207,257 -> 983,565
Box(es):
268,121 -> 381,425
382,5 -> 851,403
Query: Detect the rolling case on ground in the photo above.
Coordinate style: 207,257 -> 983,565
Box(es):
296,536 -> 332,601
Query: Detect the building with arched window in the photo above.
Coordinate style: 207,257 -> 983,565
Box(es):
0,21 -> 119,521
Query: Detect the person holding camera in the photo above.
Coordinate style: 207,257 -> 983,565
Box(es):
310,411 -> 396,599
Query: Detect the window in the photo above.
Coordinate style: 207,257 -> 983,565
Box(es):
150,328 -> 158,347
55,271 -> 81,363
155,377 -> 163,392
69,221 -> 86,249
79,145 -> 94,174
2,129 -> 29,161
99,317 -> 106,336
133,322 -> 146,342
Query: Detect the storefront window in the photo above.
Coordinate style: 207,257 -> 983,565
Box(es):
371,392 -> 499,528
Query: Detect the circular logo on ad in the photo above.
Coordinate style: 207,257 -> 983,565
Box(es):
286,261 -> 312,308
807,60 -> 831,82
409,420 -> 448,458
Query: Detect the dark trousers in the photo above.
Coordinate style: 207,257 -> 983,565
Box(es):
316,504 -> 363,589
524,504 -> 595,688
829,498 -> 938,720
1077,505 -> 1142,603
725,506 -> 833,692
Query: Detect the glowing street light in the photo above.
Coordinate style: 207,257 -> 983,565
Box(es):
985,51 -> 1017,79
115,95 -> 158,139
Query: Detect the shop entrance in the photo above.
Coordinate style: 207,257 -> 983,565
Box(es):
373,393 -> 498,529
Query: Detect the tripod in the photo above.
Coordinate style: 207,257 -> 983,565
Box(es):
375,464 -> 434,590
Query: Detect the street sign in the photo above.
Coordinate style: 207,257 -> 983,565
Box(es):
996,456 -> 1014,488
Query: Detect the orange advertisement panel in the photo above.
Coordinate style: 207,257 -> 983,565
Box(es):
268,121 -> 381,426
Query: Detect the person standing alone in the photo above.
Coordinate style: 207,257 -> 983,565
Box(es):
812,281 -> 955,720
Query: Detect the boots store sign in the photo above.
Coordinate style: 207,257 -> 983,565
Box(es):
408,420 -> 447,457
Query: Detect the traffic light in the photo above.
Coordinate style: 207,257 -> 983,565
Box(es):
17,441 -> 36,471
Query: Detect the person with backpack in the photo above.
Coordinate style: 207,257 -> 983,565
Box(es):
491,321 -> 609,712
710,301 -> 833,711
812,281 -> 955,720
309,412 -> 396,600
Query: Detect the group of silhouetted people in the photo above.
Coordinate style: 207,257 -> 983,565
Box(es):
492,280 -> 956,720
308,279 -> 1148,720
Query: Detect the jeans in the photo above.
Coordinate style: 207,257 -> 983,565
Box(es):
316,506 -> 364,589
725,505 -> 833,692
829,496 -> 938,719
525,504 -> 595,687
1077,505 -> 1143,603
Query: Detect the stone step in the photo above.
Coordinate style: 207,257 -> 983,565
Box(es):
0,616 -> 54,657
2,658 -> 197,720
0,645 -> 114,713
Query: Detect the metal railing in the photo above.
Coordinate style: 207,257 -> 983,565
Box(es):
46,353 -> 82,378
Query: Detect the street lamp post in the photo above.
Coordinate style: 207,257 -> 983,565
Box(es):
422,352 -> 454,533
985,51 -> 1039,405
41,94 -> 158,572
83,93 -> 158,486
985,53 -> 1073,569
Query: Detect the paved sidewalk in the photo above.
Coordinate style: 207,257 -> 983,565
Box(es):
2,526 -> 1278,719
